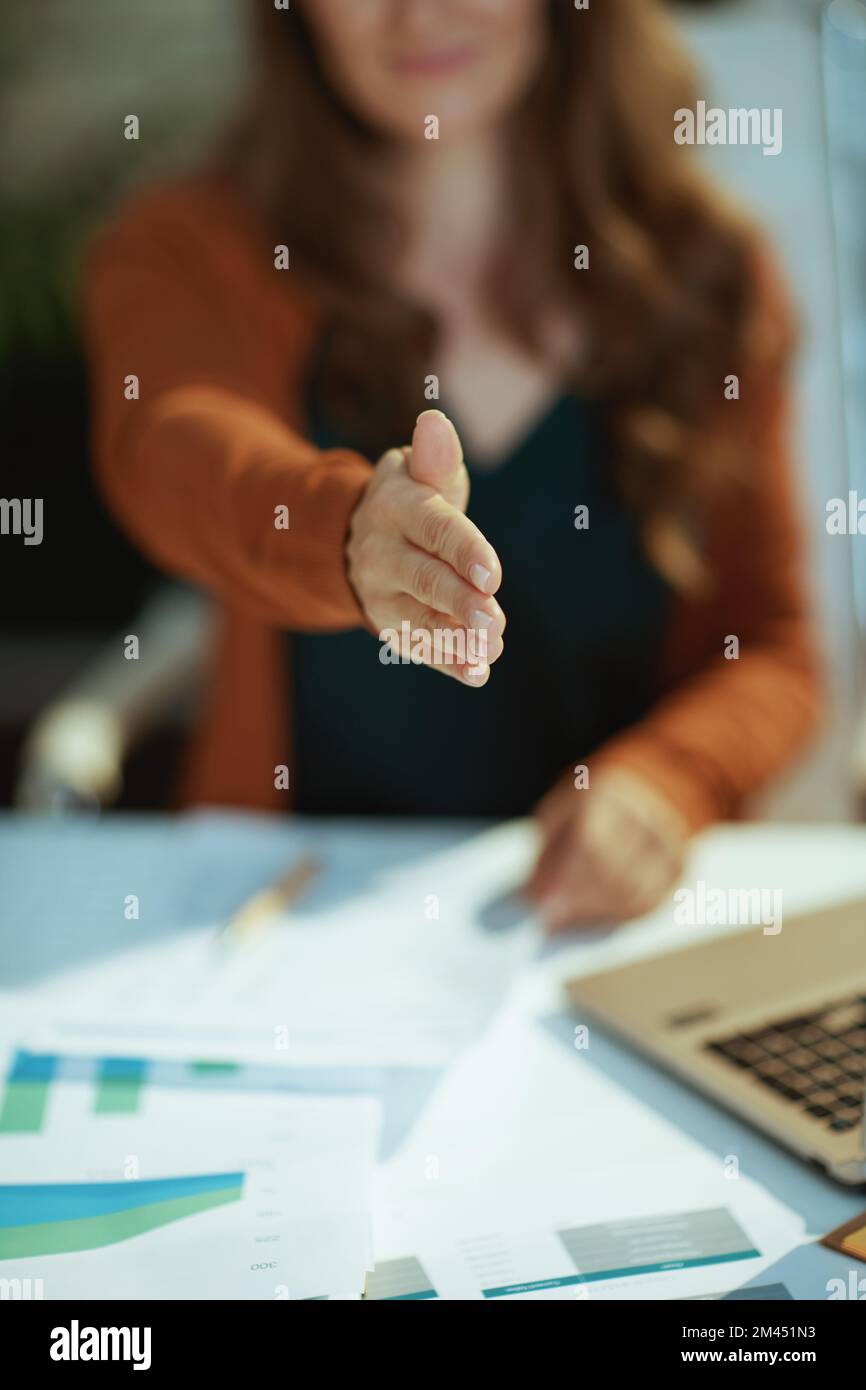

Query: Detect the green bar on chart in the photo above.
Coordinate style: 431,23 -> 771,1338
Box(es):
0,1080 -> 51,1135
94,1059 -> 147,1115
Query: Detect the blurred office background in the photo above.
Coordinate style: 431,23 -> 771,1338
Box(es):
1,0 -> 864,816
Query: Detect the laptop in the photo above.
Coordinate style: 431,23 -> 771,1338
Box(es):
567,896 -> 866,1185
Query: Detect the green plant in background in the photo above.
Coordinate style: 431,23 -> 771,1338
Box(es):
0,133 -> 194,366
0,0 -> 240,368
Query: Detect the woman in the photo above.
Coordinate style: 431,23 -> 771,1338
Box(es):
84,0 -> 822,927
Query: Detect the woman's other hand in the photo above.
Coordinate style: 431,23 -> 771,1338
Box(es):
525,768 -> 689,930
347,410 -> 505,685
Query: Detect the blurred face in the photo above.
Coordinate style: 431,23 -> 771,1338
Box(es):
300,0 -> 548,142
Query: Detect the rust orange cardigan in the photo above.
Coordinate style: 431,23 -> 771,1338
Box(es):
83,176 -> 823,828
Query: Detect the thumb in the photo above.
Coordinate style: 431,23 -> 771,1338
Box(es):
408,410 -> 469,512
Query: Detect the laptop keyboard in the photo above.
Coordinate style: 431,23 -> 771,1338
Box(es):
707,997 -> 866,1134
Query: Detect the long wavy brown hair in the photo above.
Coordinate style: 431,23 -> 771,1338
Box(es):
221,0 -> 794,590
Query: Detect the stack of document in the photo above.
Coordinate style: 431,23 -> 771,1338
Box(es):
0,819 -> 539,1300
368,1013 -> 806,1301
0,817 -> 822,1300
0,1047 -> 380,1300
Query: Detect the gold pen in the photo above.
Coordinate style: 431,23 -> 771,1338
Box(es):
219,854 -> 323,945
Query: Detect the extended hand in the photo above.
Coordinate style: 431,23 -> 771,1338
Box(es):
346,410 -> 505,685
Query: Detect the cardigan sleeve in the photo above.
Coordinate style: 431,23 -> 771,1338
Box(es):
82,184 -> 373,630
592,325 -> 824,830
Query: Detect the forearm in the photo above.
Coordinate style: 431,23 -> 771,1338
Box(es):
95,383 -> 372,629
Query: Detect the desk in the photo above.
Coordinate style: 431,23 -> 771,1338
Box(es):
2,812 -> 865,1300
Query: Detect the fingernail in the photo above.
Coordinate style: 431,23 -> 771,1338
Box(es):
470,564 -> 492,593
471,609 -> 495,630
465,663 -> 489,682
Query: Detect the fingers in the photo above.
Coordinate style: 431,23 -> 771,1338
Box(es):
525,824 -> 615,930
387,596 -> 491,687
401,490 -> 502,598
397,546 -> 504,645
525,773 -> 688,931
524,815 -> 572,904
533,776 -> 577,837
409,411 -> 468,511
539,835 -> 682,932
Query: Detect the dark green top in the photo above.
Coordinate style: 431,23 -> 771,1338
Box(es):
290,371 -> 670,817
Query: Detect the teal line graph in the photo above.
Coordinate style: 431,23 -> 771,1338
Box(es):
0,1172 -> 245,1260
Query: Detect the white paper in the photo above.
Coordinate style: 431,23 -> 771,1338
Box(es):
13,822 -> 539,1068
0,1064 -> 380,1300
368,1015 -> 804,1300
